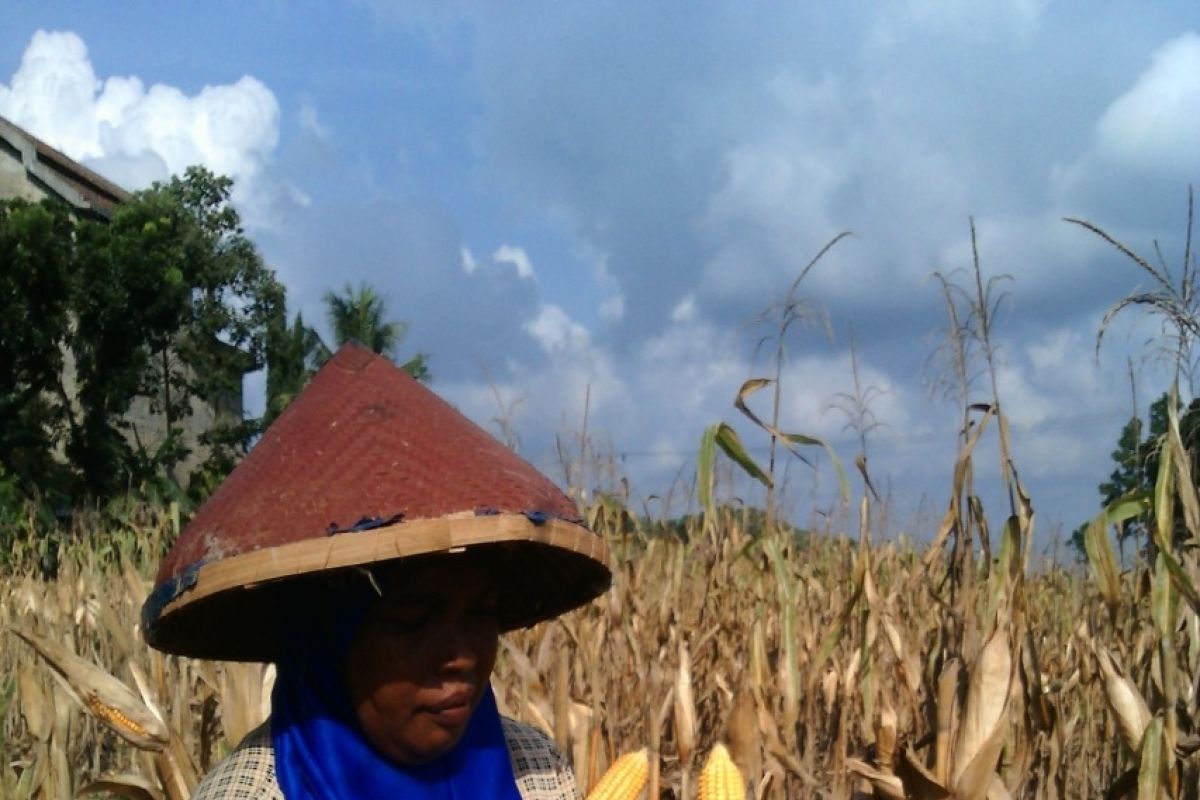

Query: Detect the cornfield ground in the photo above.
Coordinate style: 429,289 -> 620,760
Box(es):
3,398 -> 1199,800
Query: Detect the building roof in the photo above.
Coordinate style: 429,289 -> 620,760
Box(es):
0,114 -> 129,218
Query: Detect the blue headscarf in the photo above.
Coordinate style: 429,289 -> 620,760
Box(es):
270,576 -> 523,799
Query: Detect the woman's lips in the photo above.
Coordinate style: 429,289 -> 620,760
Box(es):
424,690 -> 473,725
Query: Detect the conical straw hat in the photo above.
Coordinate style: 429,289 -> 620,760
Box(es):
142,342 -> 612,661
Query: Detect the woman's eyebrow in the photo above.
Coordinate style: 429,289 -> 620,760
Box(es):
384,591 -> 436,604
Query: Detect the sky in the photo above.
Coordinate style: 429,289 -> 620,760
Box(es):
3,2 -> 1199,557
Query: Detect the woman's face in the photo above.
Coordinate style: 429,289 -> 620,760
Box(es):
343,555 -> 500,765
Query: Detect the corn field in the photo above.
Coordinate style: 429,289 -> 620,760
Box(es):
2,394 -> 1199,800
4,214 -> 1200,799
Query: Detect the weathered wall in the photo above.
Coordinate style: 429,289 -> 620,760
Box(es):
0,134 -> 52,204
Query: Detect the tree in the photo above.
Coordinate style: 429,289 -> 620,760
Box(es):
261,283 -> 430,426
323,283 -> 400,357
0,167 -> 284,503
320,282 -> 431,381
0,199 -> 76,501
265,311 -> 325,426
74,167 -> 284,497
1071,392 -> 1200,557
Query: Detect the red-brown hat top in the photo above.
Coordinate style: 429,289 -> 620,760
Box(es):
143,342 -> 611,661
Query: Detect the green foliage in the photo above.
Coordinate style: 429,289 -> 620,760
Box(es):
0,466 -> 20,517
0,167 -> 284,505
264,311 -> 325,426
399,352 -> 431,382
322,282 -> 400,356
1073,392 -> 1200,557
318,281 -> 431,381
262,282 -> 431,425
643,506 -> 808,543
0,199 -> 77,501
1099,415 -> 1147,511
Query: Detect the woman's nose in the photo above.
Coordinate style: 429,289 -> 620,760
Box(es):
436,616 -> 492,673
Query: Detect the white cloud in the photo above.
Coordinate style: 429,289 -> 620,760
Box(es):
599,294 -> 624,321
461,245 -> 478,273
524,304 -> 590,354
699,76 -> 847,304
493,244 -> 536,280
0,30 -> 282,227
670,294 -> 697,323
1025,327 -> 1091,377
637,316 -> 746,418
869,0 -> 1047,49
297,97 -> 331,143
776,354 -> 907,442
1012,428 -> 1090,479
934,211 -> 1096,291
586,246 -> 625,322
1095,32 -> 1200,175
1053,32 -> 1200,219
0,31 -> 100,156
995,362 -> 1055,429
287,184 -> 313,208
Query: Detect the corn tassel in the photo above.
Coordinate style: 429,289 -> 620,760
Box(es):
586,748 -> 649,800
698,743 -> 746,800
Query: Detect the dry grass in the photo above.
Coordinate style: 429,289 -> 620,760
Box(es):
0,478 -> 1187,799
3,352 -> 1200,799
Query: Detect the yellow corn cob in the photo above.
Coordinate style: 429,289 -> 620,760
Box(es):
84,693 -> 150,738
587,748 -> 649,800
698,743 -> 746,800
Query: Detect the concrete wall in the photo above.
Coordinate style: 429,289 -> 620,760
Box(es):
0,134 -> 53,204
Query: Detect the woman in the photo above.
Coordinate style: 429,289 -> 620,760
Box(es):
142,343 -> 612,798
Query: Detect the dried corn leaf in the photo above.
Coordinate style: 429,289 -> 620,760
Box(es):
1154,440 -> 1176,555
1167,395 -> 1200,540
1094,645 -> 1151,752
935,658 -> 961,784
7,628 -> 168,751
876,700 -> 898,771
17,668 -> 51,743
822,668 -> 839,715
899,745 -> 952,800
1151,553 -> 1179,639
986,774 -> 1014,800
674,638 -> 697,765
727,681 -> 761,784
78,774 -> 164,800
1136,716 -> 1166,800
1084,513 -> 1122,614
814,570 -> 864,673
951,620 -> 1012,799
845,758 -> 905,800
953,707 -> 1010,800
1154,546 -> 1200,618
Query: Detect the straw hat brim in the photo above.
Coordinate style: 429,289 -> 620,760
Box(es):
142,513 -> 611,662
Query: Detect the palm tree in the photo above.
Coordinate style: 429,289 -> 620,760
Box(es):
321,282 -> 430,381
324,283 -> 402,356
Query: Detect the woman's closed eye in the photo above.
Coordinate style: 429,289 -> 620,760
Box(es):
380,603 -> 433,630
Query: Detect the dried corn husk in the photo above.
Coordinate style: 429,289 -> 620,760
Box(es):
1094,645 -> 1152,752
7,628 -> 168,751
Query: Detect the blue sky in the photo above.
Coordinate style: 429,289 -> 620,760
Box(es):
4,2 -> 1199,555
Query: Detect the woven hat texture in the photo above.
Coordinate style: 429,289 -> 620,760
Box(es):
143,342 -> 610,660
